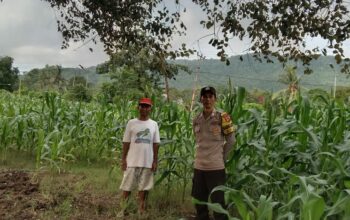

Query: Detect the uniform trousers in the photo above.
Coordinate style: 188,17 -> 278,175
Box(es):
191,169 -> 227,220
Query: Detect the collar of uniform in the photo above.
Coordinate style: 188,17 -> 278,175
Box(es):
199,109 -> 217,119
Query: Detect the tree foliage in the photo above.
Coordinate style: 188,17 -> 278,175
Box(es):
68,76 -> 89,87
44,0 -> 191,58
40,0 -> 350,74
66,84 -> 92,102
23,65 -> 66,91
278,66 -> 300,88
0,56 -> 19,92
97,46 -> 190,101
195,0 -> 350,72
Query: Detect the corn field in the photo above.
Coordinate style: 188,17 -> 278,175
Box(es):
0,88 -> 349,219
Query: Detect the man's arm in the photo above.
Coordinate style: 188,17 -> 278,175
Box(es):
152,143 -> 159,172
121,142 -> 130,171
221,112 -> 236,161
223,133 -> 235,161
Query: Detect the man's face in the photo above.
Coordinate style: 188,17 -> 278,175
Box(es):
200,92 -> 216,110
138,104 -> 152,117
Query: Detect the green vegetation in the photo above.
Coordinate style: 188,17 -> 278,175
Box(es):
170,55 -> 350,91
0,56 -> 19,92
0,151 -> 191,219
96,47 -> 190,101
22,65 -> 65,92
1,47 -> 350,220
1,85 -> 349,219
2,0 -> 350,217
19,55 -> 350,94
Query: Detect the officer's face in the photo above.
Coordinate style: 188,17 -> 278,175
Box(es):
200,92 -> 216,110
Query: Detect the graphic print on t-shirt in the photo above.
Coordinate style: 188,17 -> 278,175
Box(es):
135,128 -> 151,144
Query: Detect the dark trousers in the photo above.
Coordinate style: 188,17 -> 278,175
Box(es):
191,169 -> 227,220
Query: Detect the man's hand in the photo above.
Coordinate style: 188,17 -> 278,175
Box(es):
121,159 -> 127,171
151,161 -> 157,172
121,142 -> 130,171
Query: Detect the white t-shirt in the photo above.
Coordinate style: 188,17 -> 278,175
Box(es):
123,118 -> 160,168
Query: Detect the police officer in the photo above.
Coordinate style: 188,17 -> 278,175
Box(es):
192,86 -> 235,220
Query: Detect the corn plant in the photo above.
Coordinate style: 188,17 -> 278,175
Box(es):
1,87 -> 350,219
213,87 -> 350,219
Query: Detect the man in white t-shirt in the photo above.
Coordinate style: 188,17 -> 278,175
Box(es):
119,97 -> 160,216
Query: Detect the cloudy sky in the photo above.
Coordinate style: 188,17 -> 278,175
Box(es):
0,0 -> 108,72
0,0 -> 252,72
0,0 -> 349,73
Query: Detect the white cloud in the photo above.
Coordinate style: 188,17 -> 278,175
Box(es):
0,0 -> 108,72
0,0 -> 349,72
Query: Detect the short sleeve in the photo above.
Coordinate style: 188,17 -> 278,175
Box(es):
153,122 -> 160,143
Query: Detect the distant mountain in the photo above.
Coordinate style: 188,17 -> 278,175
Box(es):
61,66 -> 110,85
58,55 -> 350,91
169,55 -> 350,92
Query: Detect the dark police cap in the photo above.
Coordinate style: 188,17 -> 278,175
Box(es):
200,86 -> 216,97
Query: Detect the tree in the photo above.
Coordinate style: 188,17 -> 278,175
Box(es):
97,46 -> 190,101
68,76 -> 89,87
38,0 -> 350,73
66,84 -> 92,102
0,56 -> 19,92
23,65 -> 66,91
278,66 -> 300,90
334,86 -> 350,102
65,75 -> 92,102
278,66 -> 300,101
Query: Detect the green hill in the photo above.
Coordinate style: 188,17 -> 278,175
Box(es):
58,55 -> 350,92
169,55 -> 350,92
61,66 -> 110,85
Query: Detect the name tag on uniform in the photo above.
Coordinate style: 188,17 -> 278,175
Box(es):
211,125 -> 221,135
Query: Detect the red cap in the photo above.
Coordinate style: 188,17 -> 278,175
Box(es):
139,97 -> 152,106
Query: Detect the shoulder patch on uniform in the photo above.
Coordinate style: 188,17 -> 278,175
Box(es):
221,112 -> 232,123
221,112 -> 235,134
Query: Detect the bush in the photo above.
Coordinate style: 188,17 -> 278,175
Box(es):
66,84 -> 92,102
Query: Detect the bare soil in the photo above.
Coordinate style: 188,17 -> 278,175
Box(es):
0,169 -> 120,219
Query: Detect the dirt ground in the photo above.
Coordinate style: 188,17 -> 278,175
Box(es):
0,169 -> 122,219
0,169 -> 196,220
0,169 -> 44,219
